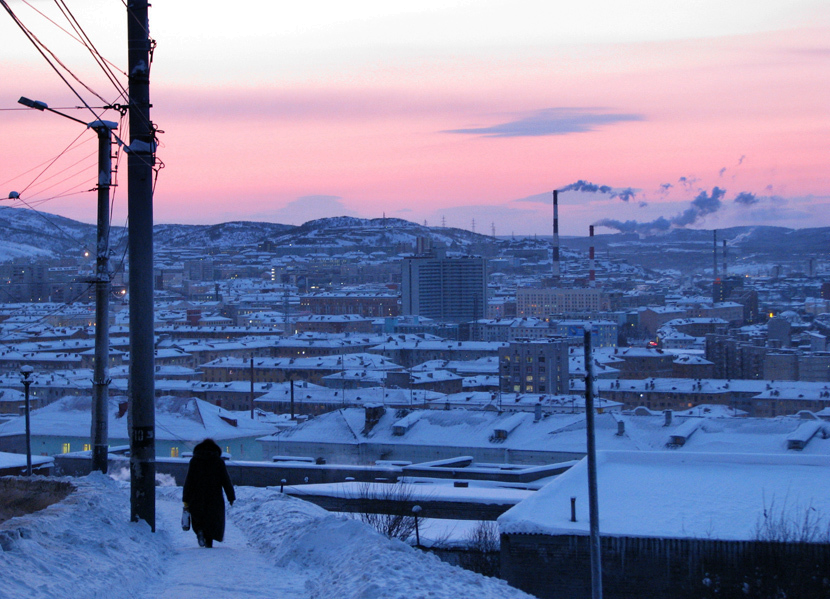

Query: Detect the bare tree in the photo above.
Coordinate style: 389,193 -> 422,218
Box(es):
350,481 -> 422,542
458,520 -> 501,577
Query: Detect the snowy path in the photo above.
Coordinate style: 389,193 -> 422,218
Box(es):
138,490 -> 309,599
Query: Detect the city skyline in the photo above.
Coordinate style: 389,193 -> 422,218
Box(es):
1,0 -> 828,236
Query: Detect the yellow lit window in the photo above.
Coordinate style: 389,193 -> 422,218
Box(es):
170,447 -> 179,458
62,443 -> 71,454
83,444 -> 91,451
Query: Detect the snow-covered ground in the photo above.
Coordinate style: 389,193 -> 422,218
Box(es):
0,474 -> 532,599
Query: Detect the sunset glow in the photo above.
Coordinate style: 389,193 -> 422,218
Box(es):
1,0 -> 827,235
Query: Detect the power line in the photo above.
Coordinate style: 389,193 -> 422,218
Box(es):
15,128 -> 89,197
1,0 -> 111,108
52,0 -> 129,101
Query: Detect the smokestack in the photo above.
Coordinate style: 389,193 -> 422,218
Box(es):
589,225 -> 595,286
722,239 -> 727,277
552,190 -> 560,281
713,230 -> 718,281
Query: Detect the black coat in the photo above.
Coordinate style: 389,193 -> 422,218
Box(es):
182,439 -> 235,543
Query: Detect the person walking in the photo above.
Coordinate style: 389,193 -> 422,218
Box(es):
182,438 -> 235,548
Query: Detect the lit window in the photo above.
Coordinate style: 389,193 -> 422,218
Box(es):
62,443 -> 71,454
171,447 -> 179,458
83,444 -> 91,451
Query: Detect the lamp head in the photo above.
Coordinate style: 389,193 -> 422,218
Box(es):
18,97 -> 47,111
20,365 -> 34,378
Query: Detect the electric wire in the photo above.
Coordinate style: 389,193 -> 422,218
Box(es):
1,0 -> 111,108
21,0 -> 128,84
52,0 -> 129,102
0,137 -> 93,190
0,1 -> 131,149
17,148 -> 97,197
15,128 -> 89,197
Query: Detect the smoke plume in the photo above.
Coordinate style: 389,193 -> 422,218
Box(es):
561,180 -> 638,202
594,186 -> 726,235
734,191 -> 759,206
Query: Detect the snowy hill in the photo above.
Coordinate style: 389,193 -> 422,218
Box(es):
0,205 -> 826,267
0,206 -> 96,259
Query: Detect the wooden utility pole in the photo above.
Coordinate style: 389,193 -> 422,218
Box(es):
127,0 -> 156,531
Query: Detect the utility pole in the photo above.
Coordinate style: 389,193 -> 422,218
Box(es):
16,97 -> 115,474
91,121 -> 114,474
127,0 -> 156,531
20,365 -> 33,476
584,324 -> 603,599
250,356 -> 255,420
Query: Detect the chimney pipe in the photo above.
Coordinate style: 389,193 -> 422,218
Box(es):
534,402 -> 542,422
616,420 -> 625,436
713,230 -> 718,281
552,190 -> 560,281
664,409 -> 672,427
589,225 -> 595,287
722,239 -> 727,277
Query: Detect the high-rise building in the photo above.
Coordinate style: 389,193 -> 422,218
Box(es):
498,338 -> 569,394
401,251 -> 487,322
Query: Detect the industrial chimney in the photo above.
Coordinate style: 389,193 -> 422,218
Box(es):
552,190 -> 561,281
589,225 -> 595,287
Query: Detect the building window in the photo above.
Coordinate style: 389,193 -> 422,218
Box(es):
171,447 -> 180,458
62,443 -> 71,454
83,444 -> 91,451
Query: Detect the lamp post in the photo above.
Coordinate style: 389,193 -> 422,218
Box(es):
412,505 -> 422,547
17,97 -> 115,473
20,365 -> 33,476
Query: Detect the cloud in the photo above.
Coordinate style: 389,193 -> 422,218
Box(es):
719,167 -> 727,177
443,108 -> 643,138
734,191 -> 759,206
254,194 -> 358,225
513,192 -> 556,204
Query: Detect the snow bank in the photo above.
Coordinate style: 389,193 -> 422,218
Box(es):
0,474 -> 173,599
231,487 -> 532,599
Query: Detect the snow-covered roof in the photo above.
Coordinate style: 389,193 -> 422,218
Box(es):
499,451 -> 830,541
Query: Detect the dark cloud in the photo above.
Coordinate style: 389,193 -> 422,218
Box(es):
443,108 -> 644,138
719,167 -> 727,177
734,191 -> 759,206
638,201 -> 649,208
737,155 -> 746,166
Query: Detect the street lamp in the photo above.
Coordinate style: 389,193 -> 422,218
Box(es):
18,96 -> 116,473
20,365 -> 34,476
412,504 -> 422,547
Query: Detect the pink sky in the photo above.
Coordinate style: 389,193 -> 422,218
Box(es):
1,1 -> 828,236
